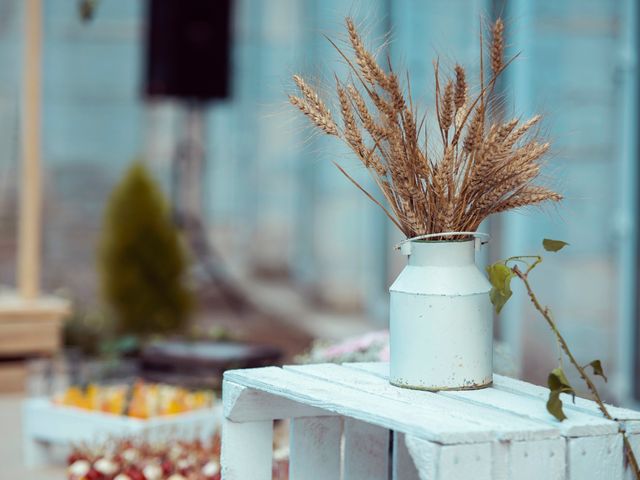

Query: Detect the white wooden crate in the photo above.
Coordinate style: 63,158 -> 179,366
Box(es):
221,362 -> 640,480
22,398 -> 221,468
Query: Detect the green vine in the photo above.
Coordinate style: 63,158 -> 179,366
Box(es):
487,239 -> 640,477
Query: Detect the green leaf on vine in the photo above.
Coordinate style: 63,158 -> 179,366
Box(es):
547,390 -> 566,421
543,239 -> 569,252
549,367 -> 575,400
547,367 -> 576,421
587,359 -> 607,382
486,262 -> 514,314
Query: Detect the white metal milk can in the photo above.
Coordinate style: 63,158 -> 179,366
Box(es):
389,233 -> 493,390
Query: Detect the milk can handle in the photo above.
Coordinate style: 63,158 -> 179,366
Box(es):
395,231 -> 490,255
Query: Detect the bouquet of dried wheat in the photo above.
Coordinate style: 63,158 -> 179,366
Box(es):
289,17 -> 561,238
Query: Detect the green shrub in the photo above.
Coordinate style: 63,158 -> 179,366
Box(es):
63,308 -> 108,356
99,162 -> 194,337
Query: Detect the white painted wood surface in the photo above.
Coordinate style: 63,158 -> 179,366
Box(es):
221,362 -> 640,479
405,435 -> 493,480
220,418 -> 273,480
289,416 -> 342,480
343,418 -> 389,479
22,398 -> 220,468
392,432 -> 420,480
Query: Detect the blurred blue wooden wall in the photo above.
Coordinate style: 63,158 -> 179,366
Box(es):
0,0 -> 636,402
501,0 -> 638,401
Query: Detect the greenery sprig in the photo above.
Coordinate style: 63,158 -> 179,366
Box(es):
487,239 -> 640,477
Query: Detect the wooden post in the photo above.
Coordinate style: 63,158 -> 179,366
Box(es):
0,0 -> 70,393
221,418 -> 273,480
18,0 -> 42,300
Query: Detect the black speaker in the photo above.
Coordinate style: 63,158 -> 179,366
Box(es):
145,0 -> 232,101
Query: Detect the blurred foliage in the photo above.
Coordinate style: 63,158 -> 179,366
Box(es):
185,324 -> 235,342
100,334 -> 141,358
99,162 -> 194,338
63,308 -> 112,357
64,307 -> 146,359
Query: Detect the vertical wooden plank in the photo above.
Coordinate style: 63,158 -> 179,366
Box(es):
500,0 -> 535,373
19,0 -> 42,299
617,0 -> 639,406
508,438 -> 565,480
289,416 -> 342,480
567,435 -> 622,480
438,443 -> 492,480
343,418 -> 389,480
491,440 -> 510,480
230,0 -> 262,255
505,0 -> 625,386
392,431 -> 420,480
622,433 -> 639,480
220,418 -> 273,480
405,435 -> 492,480
404,436 -> 439,479
251,0 -> 302,271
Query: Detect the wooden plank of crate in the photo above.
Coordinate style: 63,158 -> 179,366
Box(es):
405,435 -> 493,480
567,435 -> 623,480
223,380 -> 333,421
290,363 -> 571,478
392,431 -> 420,480
347,362 -> 626,479
220,417 -> 272,480
285,364 -> 559,441
495,375 -> 640,479
406,430 -> 564,480
493,373 -> 640,479
289,416 -> 342,480
343,418 -> 389,480
507,438 -> 566,480
224,367 -> 545,445
346,363 -> 619,435
626,436 -> 640,480
492,374 -> 640,433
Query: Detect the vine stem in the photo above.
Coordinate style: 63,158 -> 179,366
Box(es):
511,265 -> 640,477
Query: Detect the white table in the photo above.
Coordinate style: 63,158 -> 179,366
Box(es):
22,398 -> 221,468
221,362 -> 640,479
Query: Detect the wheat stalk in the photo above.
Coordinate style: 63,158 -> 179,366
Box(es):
289,17 -> 562,238
491,18 -> 505,76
